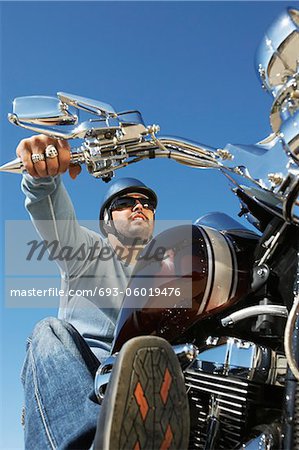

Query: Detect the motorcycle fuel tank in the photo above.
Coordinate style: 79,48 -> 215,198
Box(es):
112,223 -> 259,352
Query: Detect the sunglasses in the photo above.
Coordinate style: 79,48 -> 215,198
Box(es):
110,196 -> 156,212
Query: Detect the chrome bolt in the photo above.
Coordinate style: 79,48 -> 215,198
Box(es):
257,267 -> 267,278
268,173 -> 283,186
215,149 -> 234,161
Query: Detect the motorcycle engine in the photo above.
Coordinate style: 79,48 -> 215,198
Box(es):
184,336 -> 286,449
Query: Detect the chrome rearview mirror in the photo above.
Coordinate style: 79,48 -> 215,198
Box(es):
7,92 -> 122,139
9,95 -> 78,126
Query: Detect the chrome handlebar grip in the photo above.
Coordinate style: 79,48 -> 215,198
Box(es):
0,148 -> 86,175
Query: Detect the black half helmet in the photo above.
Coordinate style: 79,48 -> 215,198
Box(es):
99,177 -> 158,236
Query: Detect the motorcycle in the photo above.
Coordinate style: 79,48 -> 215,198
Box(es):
2,6 -> 299,449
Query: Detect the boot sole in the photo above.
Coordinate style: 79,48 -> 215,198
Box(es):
100,336 -> 190,450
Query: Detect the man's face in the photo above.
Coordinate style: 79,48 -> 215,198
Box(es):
111,193 -> 155,242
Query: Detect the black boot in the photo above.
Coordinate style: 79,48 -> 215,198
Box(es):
93,336 -> 190,450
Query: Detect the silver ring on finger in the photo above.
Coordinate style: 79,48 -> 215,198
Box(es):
31,153 -> 45,164
45,145 -> 59,159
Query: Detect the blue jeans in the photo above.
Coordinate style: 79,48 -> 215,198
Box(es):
21,317 -> 104,450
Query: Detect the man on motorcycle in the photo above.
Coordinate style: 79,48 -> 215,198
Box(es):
17,135 -> 189,449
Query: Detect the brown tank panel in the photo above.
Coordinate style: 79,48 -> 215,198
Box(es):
112,225 -> 257,353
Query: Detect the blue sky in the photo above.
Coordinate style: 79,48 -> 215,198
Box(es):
1,1 -> 298,448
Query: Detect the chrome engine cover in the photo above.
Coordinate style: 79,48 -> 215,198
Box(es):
184,337 -> 287,449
